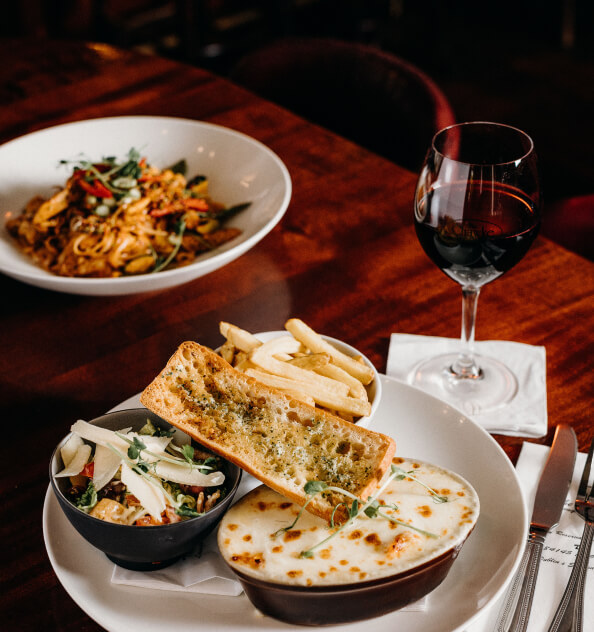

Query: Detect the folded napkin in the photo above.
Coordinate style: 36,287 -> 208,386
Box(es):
468,442 -> 593,631
111,530 -> 243,596
386,334 -> 547,437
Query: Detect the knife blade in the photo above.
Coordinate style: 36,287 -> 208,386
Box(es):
496,424 -> 577,632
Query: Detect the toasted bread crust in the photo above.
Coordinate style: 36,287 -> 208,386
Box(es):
140,341 -> 395,520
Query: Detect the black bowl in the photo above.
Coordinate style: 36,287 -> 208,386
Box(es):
49,408 -> 242,571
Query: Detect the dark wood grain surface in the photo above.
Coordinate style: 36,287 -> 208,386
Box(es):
1,39 -> 593,632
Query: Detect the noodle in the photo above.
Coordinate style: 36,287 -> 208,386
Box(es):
6,149 -> 250,278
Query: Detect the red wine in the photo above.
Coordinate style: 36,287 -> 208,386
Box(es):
414,181 -> 539,286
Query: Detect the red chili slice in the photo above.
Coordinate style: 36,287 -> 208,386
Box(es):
149,205 -> 178,217
183,198 -> 209,211
81,462 -> 94,477
78,178 -> 113,199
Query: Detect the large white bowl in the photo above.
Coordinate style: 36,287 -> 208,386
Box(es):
0,116 -> 291,295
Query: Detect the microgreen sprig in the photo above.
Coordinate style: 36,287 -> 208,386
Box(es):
151,216 -> 186,273
391,466 -> 449,503
114,431 -> 216,473
105,443 -> 177,507
274,464 -> 449,559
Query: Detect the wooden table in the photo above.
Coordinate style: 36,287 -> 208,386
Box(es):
1,39 -> 592,631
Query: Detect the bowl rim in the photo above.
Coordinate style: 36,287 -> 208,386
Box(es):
49,407 -> 242,529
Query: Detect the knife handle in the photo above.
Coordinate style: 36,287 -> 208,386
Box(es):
496,530 -> 546,632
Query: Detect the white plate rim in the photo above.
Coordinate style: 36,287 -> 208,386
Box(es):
43,374 -> 527,631
0,115 -> 292,295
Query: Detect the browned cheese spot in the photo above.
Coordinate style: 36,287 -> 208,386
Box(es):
417,505 -> 432,518
365,533 -> 381,546
392,457 -> 405,464
348,530 -> 363,540
386,532 -> 417,559
227,524 -> 238,531
319,549 -> 331,559
350,567 -> 360,573
287,570 -> 303,578
231,552 -> 265,570
339,559 -> 348,566
279,502 -> 293,509
243,535 -> 252,542
359,572 -> 368,580
272,546 -> 284,553
283,530 -> 302,542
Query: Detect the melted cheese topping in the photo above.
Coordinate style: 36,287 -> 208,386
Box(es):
218,457 -> 479,586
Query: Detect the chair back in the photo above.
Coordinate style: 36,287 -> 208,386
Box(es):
231,37 -> 456,171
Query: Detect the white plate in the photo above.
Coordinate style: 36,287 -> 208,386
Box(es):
43,376 -> 527,631
0,116 -> 291,295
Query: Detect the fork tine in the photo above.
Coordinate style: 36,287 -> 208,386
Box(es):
577,438 -> 594,502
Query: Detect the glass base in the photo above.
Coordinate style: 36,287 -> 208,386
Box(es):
408,352 -> 518,415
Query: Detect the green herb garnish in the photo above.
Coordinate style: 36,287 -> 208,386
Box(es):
152,216 -> 186,273
138,418 -> 175,437
274,464 -> 448,558
76,480 -> 98,513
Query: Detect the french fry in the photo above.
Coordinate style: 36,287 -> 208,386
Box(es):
315,363 -> 368,400
288,353 -> 331,371
285,318 -> 374,385
244,369 -> 316,406
250,345 -> 350,397
219,321 -> 262,353
256,336 -> 303,356
245,369 -> 371,417
219,339 -> 236,364
217,319 -> 376,422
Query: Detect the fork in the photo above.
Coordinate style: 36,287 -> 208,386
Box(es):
547,438 -> 594,632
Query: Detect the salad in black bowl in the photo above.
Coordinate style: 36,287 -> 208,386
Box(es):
49,408 -> 241,571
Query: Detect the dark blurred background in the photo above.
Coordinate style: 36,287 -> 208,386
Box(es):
2,0 -> 594,206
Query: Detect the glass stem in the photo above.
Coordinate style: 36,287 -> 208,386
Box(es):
451,285 -> 483,380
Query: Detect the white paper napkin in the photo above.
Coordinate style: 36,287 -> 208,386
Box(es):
467,442 -> 593,631
386,334 -> 547,437
111,530 -> 243,596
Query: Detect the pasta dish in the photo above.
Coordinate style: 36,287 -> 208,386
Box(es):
6,149 -> 250,277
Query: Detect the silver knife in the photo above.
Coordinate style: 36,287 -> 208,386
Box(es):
496,424 -> 577,632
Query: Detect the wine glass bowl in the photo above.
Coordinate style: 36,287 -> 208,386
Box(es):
411,122 -> 541,413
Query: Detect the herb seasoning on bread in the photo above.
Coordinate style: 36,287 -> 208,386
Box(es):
140,341 -> 395,520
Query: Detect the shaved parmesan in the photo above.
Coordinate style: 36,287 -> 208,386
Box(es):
120,463 -> 166,522
70,420 -> 129,453
154,461 -> 225,487
126,432 -> 172,462
60,434 -> 84,467
55,444 -> 92,477
93,444 -> 122,491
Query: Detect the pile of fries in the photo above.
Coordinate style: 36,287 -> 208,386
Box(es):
218,319 -> 375,422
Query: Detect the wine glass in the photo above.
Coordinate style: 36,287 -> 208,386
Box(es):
411,121 -> 541,414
